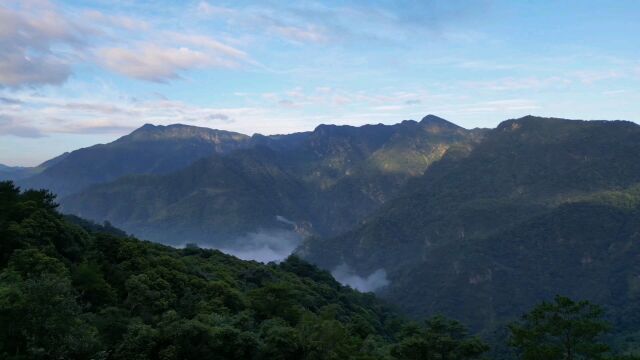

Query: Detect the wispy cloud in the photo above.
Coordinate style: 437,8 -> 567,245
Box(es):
253,87 -> 434,110
463,69 -> 630,92
0,91 -> 302,137
196,2 -> 331,45
573,70 -> 622,84
0,96 -> 22,105
464,76 -> 572,91
0,1 -> 89,88
0,0 -> 252,86
82,10 -> 150,32
0,114 -> 46,138
331,263 -> 390,292
98,43 -> 242,82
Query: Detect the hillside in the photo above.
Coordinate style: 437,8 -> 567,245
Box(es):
60,116 -> 479,249
0,181 -> 416,359
299,116 -> 640,337
18,124 -> 253,197
0,164 -> 37,181
0,153 -> 69,181
62,147 -> 311,249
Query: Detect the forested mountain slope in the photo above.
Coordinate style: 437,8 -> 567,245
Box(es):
0,181 -> 410,359
5,181 -> 640,359
60,116 -> 479,246
299,116 -> 640,334
18,124 -> 253,196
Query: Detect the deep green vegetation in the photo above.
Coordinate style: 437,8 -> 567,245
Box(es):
6,115 -> 640,358
1,181 -> 493,359
391,316 -> 489,359
509,296 -> 611,360
1,180 -> 638,358
60,116 -> 478,245
300,117 -> 640,348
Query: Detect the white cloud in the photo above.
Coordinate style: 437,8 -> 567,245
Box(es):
169,33 -> 247,59
196,1 -> 330,44
463,70 -> 629,92
464,76 -> 572,91
0,1 -> 251,86
99,46 -> 212,82
0,114 -> 46,138
269,25 -> 328,44
83,10 -> 150,31
206,113 -> 234,124
0,2 -> 86,88
0,53 -> 70,88
456,99 -> 539,113
0,91 -> 305,137
217,230 -> 301,263
256,87 -> 433,111
331,263 -> 390,292
97,31 -> 249,82
196,2 -> 236,17
573,70 -> 622,84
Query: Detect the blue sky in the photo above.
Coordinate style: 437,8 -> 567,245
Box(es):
1,0 -> 639,165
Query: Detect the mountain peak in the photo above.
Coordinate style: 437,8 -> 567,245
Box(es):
119,123 -> 250,143
497,116 -> 577,132
419,114 -> 462,130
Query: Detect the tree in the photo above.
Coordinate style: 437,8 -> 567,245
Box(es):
258,319 -> 304,360
509,295 -> 610,360
392,315 -> 488,360
124,272 -> 175,318
0,250 -> 101,359
0,181 -> 455,360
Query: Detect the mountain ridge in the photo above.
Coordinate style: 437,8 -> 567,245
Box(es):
60,116 -> 478,248
299,116 -> 640,335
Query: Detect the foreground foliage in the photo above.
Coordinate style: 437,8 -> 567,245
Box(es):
509,296 -> 610,360
0,181 -> 486,359
2,181 -> 637,359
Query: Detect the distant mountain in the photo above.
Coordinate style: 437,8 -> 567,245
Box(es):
19,124 -> 253,196
299,116 -> 640,334
0,152 -> 69,181
0,164 -> 36,181
61,116 -> 479,247
62,147 -> 310,247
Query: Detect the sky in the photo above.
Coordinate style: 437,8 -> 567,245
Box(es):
1,0 -> 639,166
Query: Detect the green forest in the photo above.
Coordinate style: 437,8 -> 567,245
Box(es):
1,180 -> 638,359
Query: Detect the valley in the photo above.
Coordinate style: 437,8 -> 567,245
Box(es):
4,114 -> 640,357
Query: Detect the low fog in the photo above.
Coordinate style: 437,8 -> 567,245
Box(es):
218,229 -> 302,263
176,214 -> 391,293
331,263 -> 390,292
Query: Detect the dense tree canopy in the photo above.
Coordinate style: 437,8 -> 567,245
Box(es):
0,181 -> 486,359
2,181 -> 638,359
509,296 -> 610,360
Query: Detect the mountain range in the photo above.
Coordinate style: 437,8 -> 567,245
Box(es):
35,116 -> 478,250
7,114 -> 640,352
18,124 -> 253,197
299,116 -> 640,338
0,153 -> 68,181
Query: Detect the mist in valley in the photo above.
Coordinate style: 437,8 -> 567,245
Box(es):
218,229 -> 302,263
331,263 -> 390,292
